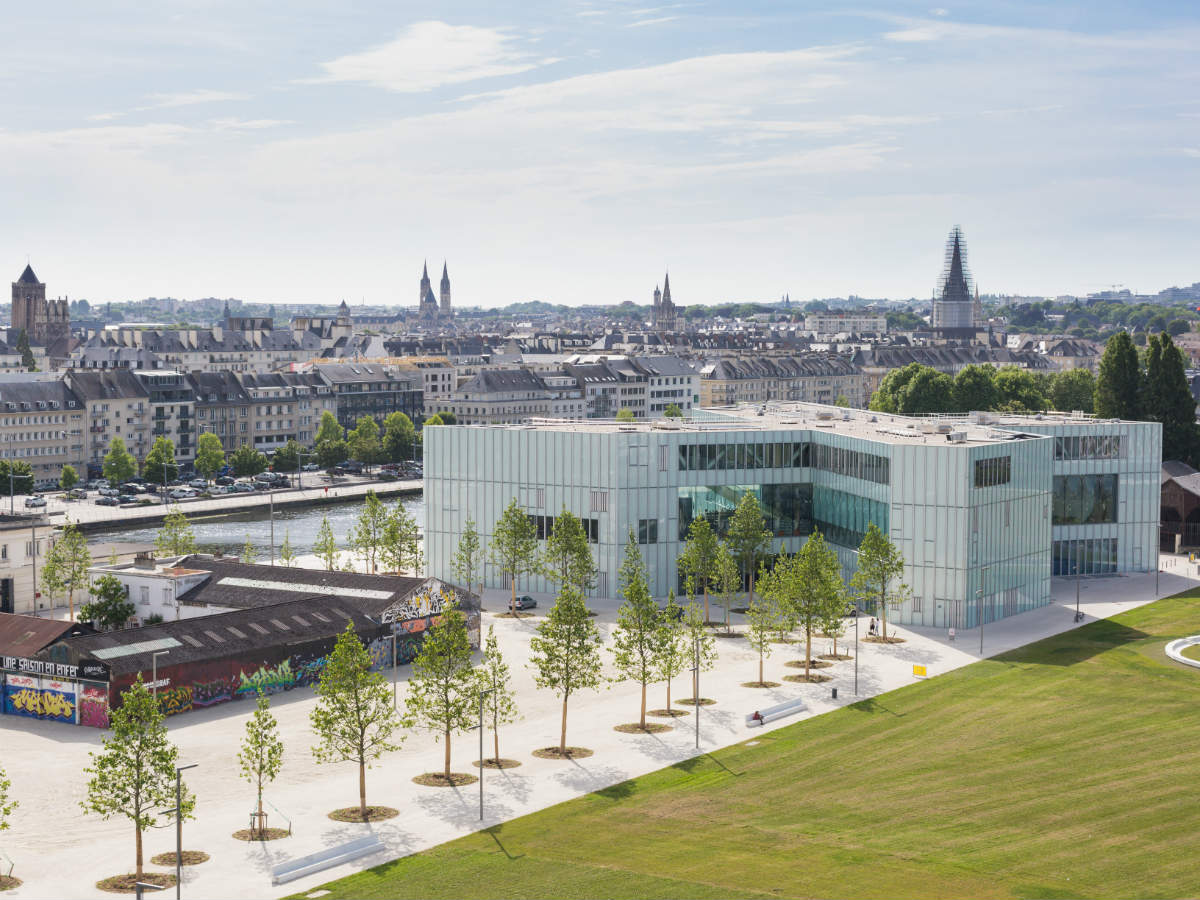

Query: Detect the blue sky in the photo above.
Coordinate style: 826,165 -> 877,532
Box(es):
2,1 -> 1198,308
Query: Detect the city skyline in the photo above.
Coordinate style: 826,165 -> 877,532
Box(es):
4,1 -> 1199,307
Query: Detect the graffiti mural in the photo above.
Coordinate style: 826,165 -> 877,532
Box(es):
79,684 -> 110,728
157,685 -> 194,716
41,680 -> 78,724
235,660 -> 296,697
3,674 -> 40,719
0,675 -> 79,723
192,678 -> 236,708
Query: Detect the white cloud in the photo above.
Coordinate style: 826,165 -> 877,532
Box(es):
208,118 -> 294,131
930,7 -> 949,16
143,89 -> 248,108
627,16 -> 679,28
308,21 -> 547,93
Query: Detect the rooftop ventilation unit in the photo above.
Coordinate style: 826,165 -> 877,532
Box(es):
815,410 -> 835,421
935,423 -> 953,434
947,430 -> 968,443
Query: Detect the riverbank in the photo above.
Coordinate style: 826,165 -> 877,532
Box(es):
43,478 -> 421,534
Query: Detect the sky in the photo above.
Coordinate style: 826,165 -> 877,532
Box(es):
2,1 -> 1199,308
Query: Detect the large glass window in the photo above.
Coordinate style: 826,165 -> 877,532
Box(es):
1052,537 -> 1118,575
1052,474 -> 1118,524
638,518 -> 658,544
676,439 -> 889,484
974,456 -> 1011,488
1054,434 -> 1124,460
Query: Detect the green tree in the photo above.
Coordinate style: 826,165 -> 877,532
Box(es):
383,411 -> 416,462
615,408 -> 636,422
0,763 -> 15,832
678,516 -> 718,624
41,522 -> 91,621
241,535 -> 258,565
542,509 -> 596,597
663,403 -> 683,418
278,531 -> 296,567
475,625 -> 520,765
450,516 -> 484,598
79,573 -> 135,631
155,507 -> 195,557
59,464 -> 79,492
870,362 -> 954,414
610,531 -> 667,729
0,459 -> 34,495
348,490 -> 388,573
381,503 -> 422,574
529,585 -> 603,754
347,416 -> 383,469
763,531 -> 844,680
654,591 -> 688,711
744,591 -> 783,685
315,410 -> 344,446
1143,333 -> 1199,463
193,432 -> 225,482
1167,318 -> 1191,336
490,498 -> 539,614
994,366 -> 1048,412
952,364 -> 999,412
1095,331 -> 1143,420
712,540 -> 741,634
423,413 -> 447,427
726,490 -> 772,607
81,677 -> 194,880
405,600 -> 476,780
102,436 -> 137,486
1050,368 -> 1096,414
270,439 -> 300,473
316,439 -> 349,468
141,436 -> 178,485
310,623 -> 403,820
313,516 -> 339,571
16,329 -> 36,371
850,522 -> 906,641
230,444 -> 268,477
680,598 -> 718,701
238,692 -> 284,837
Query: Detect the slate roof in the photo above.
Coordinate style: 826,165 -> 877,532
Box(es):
67,368 -> 151,402
17,264 -> 40,285
703,354 -> 859,380
457,368 -> 548,395
0,613 -> 92,658
0,377 -> 83,410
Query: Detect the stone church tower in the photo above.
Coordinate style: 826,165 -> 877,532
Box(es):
652,271 -> 677,331
439,262 -> 452,318
12,264 -> 69,345
418,261 -> 439,323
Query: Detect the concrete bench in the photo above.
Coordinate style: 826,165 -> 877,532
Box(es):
745,697 -> 805,728
270,835 -> 386,885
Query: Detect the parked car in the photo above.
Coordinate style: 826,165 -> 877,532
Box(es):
215,475 -> 235,486
326,466 -> 347,477
342,461 -> 364,474
94,496 -> 120,507
253,473 -> 275,485
34,480 -> 58,492
24,496 -> 47,508
211,484 -> 236,495
98,487 -> 120,498
301,463 -> 320,472
189,478 -> 207,490
67,488 -> 88,500
376,471 -> 398,482
513,595 -> 537,610
168,488 -> 196,500
86,479 -> 106,490
117,494 -> 138,505
120,483 -> 146,494
232,482 -> 255,493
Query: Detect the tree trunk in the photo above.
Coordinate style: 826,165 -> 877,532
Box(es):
758,651 -> 764,684
666,675 -> 672,711
748,567 -> 756,609
444,727 -> 452,779
510,578 -> 516,616
135,823 -> 143,879
359,759 -> 367,820
639,680 -> 646,728
559,697 -> 568,753
257,788 -> 265,837
68,587 -> 75,622
881,585 -> 889,640
805,626 -> 812,679
494,726 -> 500,765
703,585 -> 710,624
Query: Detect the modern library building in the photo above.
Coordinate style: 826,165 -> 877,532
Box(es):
424,404 -> 1160,629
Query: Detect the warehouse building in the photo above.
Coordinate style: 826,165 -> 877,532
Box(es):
424,404 -> 1160,631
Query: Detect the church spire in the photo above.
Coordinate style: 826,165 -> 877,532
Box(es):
662,271 -> 671,303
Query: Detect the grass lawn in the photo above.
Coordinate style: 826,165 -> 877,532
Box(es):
1183,643 -> 1200,662
287,593 -> 1200,900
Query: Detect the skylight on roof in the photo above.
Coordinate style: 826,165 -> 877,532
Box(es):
217,577 -> 393,601
269,618 -> 291,631
92,637 -> 181,660
203,630 -> 226,643
180,635 -> 204,649
227,626 -> 248,639
248,622 -> 270,636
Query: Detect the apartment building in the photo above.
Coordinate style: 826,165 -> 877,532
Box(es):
0,378 -> 86,482
64,369 -> 151,477
313,363 -> 423,431
803,311 -> 888,335
135,370 -> 195,465
189,371 -> 252,451
699,355 -> 869,408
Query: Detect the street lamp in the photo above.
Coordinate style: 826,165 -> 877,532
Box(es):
174,763 -> 197,900
134,882 -> 166,900
151,650 -> 170,697
690,632 -> 700,751
847,603 -> 859,696
1074,559 -> 1083,623
475,689 -> 494,821
978,564 -> 990,657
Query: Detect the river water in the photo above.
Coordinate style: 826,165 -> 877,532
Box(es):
108,494 -> 426,558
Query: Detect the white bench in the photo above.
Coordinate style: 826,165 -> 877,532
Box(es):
745,697 -> 805,728
270,835 -> 386,885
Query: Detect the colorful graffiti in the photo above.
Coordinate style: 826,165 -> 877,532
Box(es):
1,675 -> 78,723
236,660 -> 297,696
79,684 -> 110,728
39,682 -> 78,723
157,685 -> 194,716
192,678 -> 236,708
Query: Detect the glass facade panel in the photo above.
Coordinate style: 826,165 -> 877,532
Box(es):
1054,434 -> 1125,460
1052,474 -> 1118,524
1052,538 -> 1118,575
676,440 -> 889,484
973,456 -> 1011,487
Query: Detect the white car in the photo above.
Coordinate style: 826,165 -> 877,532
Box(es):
168,488 -> 196,500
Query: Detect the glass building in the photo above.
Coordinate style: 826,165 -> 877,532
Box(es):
424,405 -> 1160,629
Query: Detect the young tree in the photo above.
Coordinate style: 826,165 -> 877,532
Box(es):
349,490 -> 389,573
59,464 -> 79,492
680,598 -> 718,700
451,516 -> 484,598
678,517 -> 718,623
726,490 -> 772,607
615,408 -> 635,422
315,410 -> 344,446
712,540 -> 741,634
270,439 -> 300,473
1095,330 -> 1143,420
381,504 -> 422,574
542,509 -> 596,596
347,416 -> 383,470
41,522 -> 92,621
818,593 -> 849,659
238,692 -> 284,837
142,436 -> 178,485
316,439 -> 349,468
103,436 -> 137,486
81,677 -> 193,880
313,516 -> 339,571
79,573 -> 135,631
405,600 -> 476,780
278,531 -> 296,567
310,624 -> 403,820
1050,368 -> 1096,414
0,459 -> 33,496
850,522 -> 906,641
230,444 -> 268,477
744,591 -> 783,685
383,411 -> 416,462
490,498 -> 538,614
663,402 -> 683,418
654,591 -> 688,711
764,532 -> 844,680
241,535 -> 258,565
475,625 -> 519,765
155,507 -> 195,557
193,432 -> 225,483
528,585 -> 603,754
0,763 -> 15,832
610,531 -> 666,729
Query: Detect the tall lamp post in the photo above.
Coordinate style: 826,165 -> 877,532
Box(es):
151,650 -> 170,698
475,689 -> 493,821
978,564 -> 990,657
691,632 -> 700,751
174,763 -> 197,900
848,603 -> 859,695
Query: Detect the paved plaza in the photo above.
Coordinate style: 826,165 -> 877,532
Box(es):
0,559 -> 1192,899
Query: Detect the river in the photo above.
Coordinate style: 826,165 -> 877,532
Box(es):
108,494 -> 426,558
